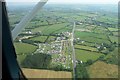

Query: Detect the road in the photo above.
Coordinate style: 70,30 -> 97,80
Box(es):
71,22 -> 76,79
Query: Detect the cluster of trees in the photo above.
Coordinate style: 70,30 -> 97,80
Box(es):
21,53 -> 52,69
21,52 -> 72,71
75,63 -> 89,79
105,56 -> 118,65
22,39 -> 39,46
92,20 -> 116,28
28,16 -> 66,29
97,53 -> 118,65
77,55 -> 105,67
51,64 -> 72,72
98,43 -> 115,54
14,21 -> 20,24
85,53 -> 118,66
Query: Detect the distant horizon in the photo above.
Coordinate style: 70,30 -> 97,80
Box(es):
6,2 -> 118,5
6,0 -> 119,4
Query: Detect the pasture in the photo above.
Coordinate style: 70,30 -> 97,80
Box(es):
14,43 -> 38,64
108,28 -> 118,31
109,36 -> 118,43
75,44 -> 98,52
75,31 -> 110,44
30,36 -> 56,43
30,36 -> 48,42
14,43 -> 38,55
75,49 -> 104,62
31,23 -> 72,35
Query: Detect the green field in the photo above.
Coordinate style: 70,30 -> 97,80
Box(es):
96,16 -> 117,24
75,44 -> 97,52
8,3 -> 118,78
17,55 -> 27,65
112,32 -> 118,36
105,48 -> 118,59
92,26 -> 108,34
14,43 -> 38,54
30,36 -> 48,42
32,23 -> 72,35
77,41 -> 97,47
109,36 -> 118,43
47,36 -> 56,42
75,31 -> 108,40
108,28 -> 118,31
75,49 -> 104,62
14,43 -> 38,64
103,47 -> 118,65
75,31 -> 110,44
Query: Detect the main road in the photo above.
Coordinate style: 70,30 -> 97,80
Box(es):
71,22 -> 76,79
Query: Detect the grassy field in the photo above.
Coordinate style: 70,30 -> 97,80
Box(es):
74,15 -> 87,21
109,36 -> 118,43
75,31 -> 108,40
31,23 -> 71,35
17,55 -> 27,65
14,43 -> 38,55
30,36 -> 48,42
112,32 -> 118,36
108,28 -> 118,31
22,68 -> 72,78
7,3 -> 119,79
87,61 -> 118,78
14,43 -> 38,64
75,49 -> 104,62
103,47 -> 118,65
96,15 -> 117,24
75,31 -> 110,44
47,36 -> 56,42
92,26 -> 108,34
75,44 -> 97,52
30,36 -> 56,43
77,41 -> 97,47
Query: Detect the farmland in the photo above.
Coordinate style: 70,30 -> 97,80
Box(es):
14,43 -> 38,63
31,23 -> 71,34
14,43 -> 38,55
22,68 -> 72,78
30,36 -> 48,42
87,61 -> 118,78
75,44 -> 98,51
75,31 -> 110,44
75,49 -> 104,62
7,3 -> 118,79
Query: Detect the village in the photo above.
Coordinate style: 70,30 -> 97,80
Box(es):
16,30 -> 73,69
8,2 -> 118,78
33,31 -> 72,69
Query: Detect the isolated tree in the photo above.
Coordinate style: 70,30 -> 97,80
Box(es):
98,46 -> 104,52
86,59 -> 93,65
108,45 -> 115,52
98,55 -> 105,61
46,20 -> 50,25
54,64 -> 64,71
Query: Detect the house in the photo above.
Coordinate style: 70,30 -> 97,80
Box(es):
81,61 -> 83,63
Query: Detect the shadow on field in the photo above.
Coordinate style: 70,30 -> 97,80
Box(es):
21,53 -> 52,69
